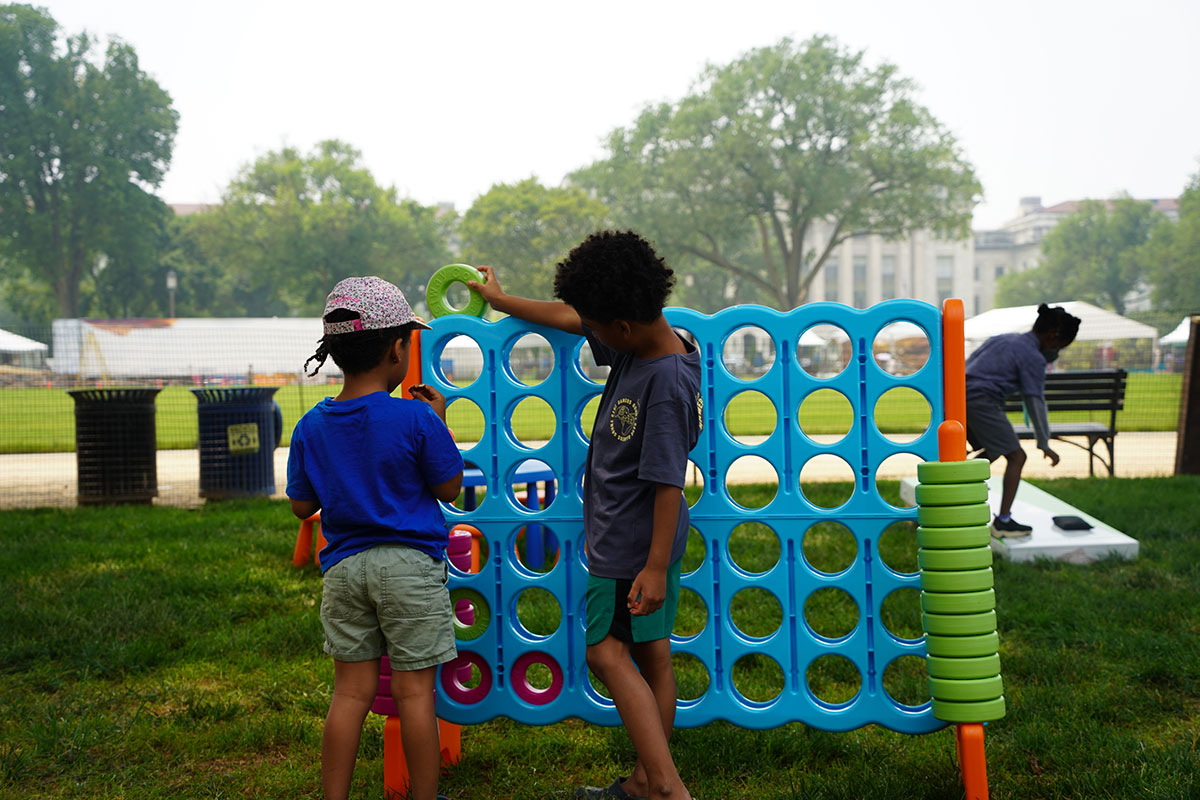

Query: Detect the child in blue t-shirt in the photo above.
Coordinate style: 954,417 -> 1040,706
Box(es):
469,231 -> 701,800
287,276 -> 463,800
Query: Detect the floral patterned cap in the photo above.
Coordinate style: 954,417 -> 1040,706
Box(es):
322,276 -> 430,335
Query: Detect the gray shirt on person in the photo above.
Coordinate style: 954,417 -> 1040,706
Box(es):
582,326 -> 703,580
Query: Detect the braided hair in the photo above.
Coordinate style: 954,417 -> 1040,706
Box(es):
1033,303 -> 1082,347
305,308 -> 415,377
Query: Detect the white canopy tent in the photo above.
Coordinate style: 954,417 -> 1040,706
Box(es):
1160,317 -> 1193,346
0,327 -> 49,369
964,301 -> 1160,367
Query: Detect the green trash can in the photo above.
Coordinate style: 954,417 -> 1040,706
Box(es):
192,387 -> 283,499
69,388 -> 162,505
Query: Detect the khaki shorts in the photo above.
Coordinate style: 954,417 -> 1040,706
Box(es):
320,544 -> 457,671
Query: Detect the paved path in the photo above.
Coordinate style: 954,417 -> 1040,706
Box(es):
0,432 -> 1180,509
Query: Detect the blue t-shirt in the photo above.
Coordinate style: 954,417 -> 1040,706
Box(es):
583,327 -> 703,580
964,331 -> 1049,403
286,391 -> 464,572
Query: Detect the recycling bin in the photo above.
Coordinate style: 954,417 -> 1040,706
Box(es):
191,387 -> 283,499
69,388 -> 162,505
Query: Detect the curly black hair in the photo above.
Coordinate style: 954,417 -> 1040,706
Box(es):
552,231 -> 675,323
1033,303 -> 1082,347
304,308 -> 415,377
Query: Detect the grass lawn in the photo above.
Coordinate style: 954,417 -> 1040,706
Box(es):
2,476 -> 1198,798
0,371 -> 1183,454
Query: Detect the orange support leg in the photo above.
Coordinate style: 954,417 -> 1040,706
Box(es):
956,723 -> 989,800
292,511 -> 322,566
383,716 -> 408,799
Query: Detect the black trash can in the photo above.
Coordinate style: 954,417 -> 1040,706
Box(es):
192,387 -> 283,499
69,388 -> 163,505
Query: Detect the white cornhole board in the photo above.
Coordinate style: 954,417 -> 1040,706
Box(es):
899,477 -> 1138,564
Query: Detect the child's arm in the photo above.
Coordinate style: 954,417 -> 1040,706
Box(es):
628,483 -> 682,616
468,266 -> 583,335
290,498 -> 320,520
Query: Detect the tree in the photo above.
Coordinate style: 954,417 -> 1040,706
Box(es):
0,4 -> 178,320
1147,171 -> 1200,312
459,178 -> 610,301
998,197 -> 1164,313
181,141 -> 452,317
571,36 -> 980,309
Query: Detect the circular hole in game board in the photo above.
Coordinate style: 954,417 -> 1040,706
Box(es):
672,652 -> 710,702
798,455 -> 855,509
797,324 -> 851,378
445,398 -> 483,453
435,334 -> 483,388
728,522 -> 780,575
874,387 -> 931,443
731,653 -> 784,705
577,394 -> 601,441
673,588 -> 708,639
514,586 -> 560,639
802,521 -> 857,575
883,655 -> 931,708
685,461 -> 704,508
682,525 -> 706,574
724,390 -> 776,445
806,654 -> 861,706
797,388 -> 853,443
510,521 -> 560,576
510,395 -> 555,449
721,325 -> 775,379
726,456 -> 778,509
730,587 -> 782,639
448,587 -> 490,641
875,453 -> 919,508
507,332 -> 554,386
585,666 -> 612,701
878,520 -> 919,575
880,587 -> 923,642
577,340 -> 609,385
523,659 -> 555,692
873,322 -> 930,377
804,586 -> 859,640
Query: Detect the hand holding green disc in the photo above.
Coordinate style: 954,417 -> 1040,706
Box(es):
427,264 -> 488,318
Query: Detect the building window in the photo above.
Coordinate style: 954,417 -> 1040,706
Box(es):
881,255 -> 896,300
936,256 -> 954,303
853,256 -> 867,307
825,262 -> 839,302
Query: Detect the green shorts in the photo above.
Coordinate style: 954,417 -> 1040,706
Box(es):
320,544 -> 457,670
585,560 -> 682,647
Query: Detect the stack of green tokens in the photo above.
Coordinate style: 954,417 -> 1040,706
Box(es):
915,459 -> 1006,723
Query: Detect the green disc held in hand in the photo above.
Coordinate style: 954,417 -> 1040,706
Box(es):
915,482 -> 988,506
918,525 -> 992,549
919,547 -> 993,571
916,459 -> 990,484
932,696 -> 1006,723
427,264 -> 487,318
920,567 -> 994,593
929,675 -> 1004,702
925,632 -> 1000,658
921,589 -> 995,615
925,653 -> 1001,680
922,610 -> 997,636
918,503 -> 991,528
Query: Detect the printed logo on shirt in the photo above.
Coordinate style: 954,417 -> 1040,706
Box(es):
696,392 -> 704,431
610,398 -> 639,441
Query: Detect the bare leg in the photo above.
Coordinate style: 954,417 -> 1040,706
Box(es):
998,447 -> 1026,517
390,666 -> 441,800
587,636 -> 689,800
622,639 -> 677,798
322,659 -> 379,800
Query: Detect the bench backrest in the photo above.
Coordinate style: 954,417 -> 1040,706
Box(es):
1003,369 -> 1127,416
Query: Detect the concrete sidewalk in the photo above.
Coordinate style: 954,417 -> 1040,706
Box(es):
0,431 -> 1180,509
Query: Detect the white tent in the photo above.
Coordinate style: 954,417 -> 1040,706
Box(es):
0,328 -> 49,369
964,301 -> 1159,344
1160,317 -> 1193,346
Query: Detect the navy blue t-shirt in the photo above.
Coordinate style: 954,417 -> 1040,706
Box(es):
583,327 -> 703,580
965,331 -> 1049,402
286,392 -> 464,572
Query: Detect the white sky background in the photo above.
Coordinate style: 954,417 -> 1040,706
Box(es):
37,0 -> 1200,229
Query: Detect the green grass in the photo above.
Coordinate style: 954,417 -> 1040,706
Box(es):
2,476 -> 1198,798
1,370 -> 1183,454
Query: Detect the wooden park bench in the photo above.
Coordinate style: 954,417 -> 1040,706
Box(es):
1003,368 -> 1128,477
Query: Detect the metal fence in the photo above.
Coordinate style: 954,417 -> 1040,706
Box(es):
0,309 -> 1191,509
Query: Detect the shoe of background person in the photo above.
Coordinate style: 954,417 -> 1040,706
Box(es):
991,516 -> 1033,538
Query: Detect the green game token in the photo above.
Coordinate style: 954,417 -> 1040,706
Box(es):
922,610 -> 997,637
919,567 -> 994,593
925,653 -> 1001,680
919,547 -> 993,571
916,459 -> 990,484
917,503 -> 991,528
929,675 -> 1004,703
917,525 -> 992,549
447,587 -> 490,641
925,632 -> 1000,658
915,482 -> 988,506
931,696 -> 1006,723
921,589 -> 995,615
427,264 -> 488,318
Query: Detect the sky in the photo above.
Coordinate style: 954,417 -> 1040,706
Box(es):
33,0 -> 1200,230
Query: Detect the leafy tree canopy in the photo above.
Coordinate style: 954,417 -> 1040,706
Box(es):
0,4 -> 177,322
571,35 -> 980,309
1147,171 -> 1200,313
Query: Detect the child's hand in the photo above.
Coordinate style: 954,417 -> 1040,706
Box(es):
409,383 -> 447,419
1043,447 -> 1061,467
628,567 -> 666,616
468,266 -> 503,304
